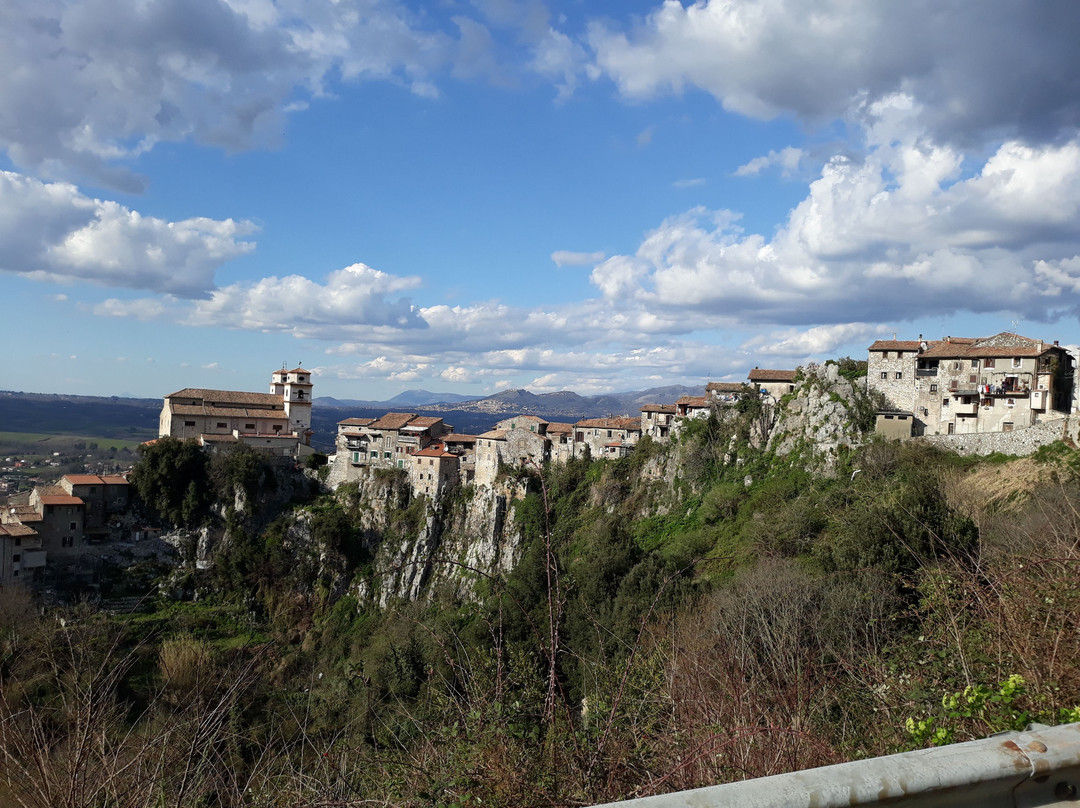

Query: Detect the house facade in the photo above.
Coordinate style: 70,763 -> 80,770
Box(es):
867,333 -> 1075,436
748,369 -> 798,400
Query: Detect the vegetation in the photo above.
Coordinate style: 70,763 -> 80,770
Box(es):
5,391 -> 1080,806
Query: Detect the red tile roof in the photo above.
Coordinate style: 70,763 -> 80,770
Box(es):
63,474 -> 105,485
706,382 -> 745,394
575,417 -> 641,430
370,413 -> 417,430
338,417 -> 376,426
641,403 -> 677,413
748,369 -> 797,382
167,388 -> 282,407
38,495 -> 84,506
100,475 -> 128,486
676,396 -> 709,406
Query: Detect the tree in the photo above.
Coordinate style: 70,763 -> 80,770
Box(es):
128,437 -> 210,527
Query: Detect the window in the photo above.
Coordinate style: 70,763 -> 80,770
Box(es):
12,554 -> 19,563
971,360 -> 979,369
370,451 -> 378,458
352,452 -> 361,463
942,398 -> 949,407
1012,358 -> 1022,369
14,538 -> 20,547
217,422 -> 227,429
245,423 -> 255,430
384,452 -> 391,458
297,390 -> 305,399
930,384 -> 938,393
895,372 -> 903,379
984,358 -> 996,368
184,420 -> 196,427
952,362 -> 961,371
1003,422 -> 1014,432
273,425 -> 282,432
880,372 -> 888,379
1006,398 -> 1016,407
62,536 -> 74,548
69,522 -> 77,531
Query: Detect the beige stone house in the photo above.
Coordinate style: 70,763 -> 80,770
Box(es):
409,444 -> 460,499
748,368 -> 798,400
640,404 -> 677,440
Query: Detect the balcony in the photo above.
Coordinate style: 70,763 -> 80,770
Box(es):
915,368 -> 938,377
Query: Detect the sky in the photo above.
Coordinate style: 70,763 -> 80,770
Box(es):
6,0 -> 1080,401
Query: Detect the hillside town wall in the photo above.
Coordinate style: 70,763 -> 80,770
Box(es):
918,417 -> 1080,456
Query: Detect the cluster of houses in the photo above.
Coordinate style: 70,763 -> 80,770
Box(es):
866,331 -> 1075,437
331,367 -> 800,498
0,473 -> 130,585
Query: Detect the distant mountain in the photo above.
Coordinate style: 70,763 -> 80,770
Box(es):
413,384 -> 703,420
387,389 -> 478,406
314,390 -> 478,408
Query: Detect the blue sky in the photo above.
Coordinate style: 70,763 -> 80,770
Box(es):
6,0 -> 1080,400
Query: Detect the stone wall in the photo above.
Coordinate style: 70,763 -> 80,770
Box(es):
917,417 -> 1079,456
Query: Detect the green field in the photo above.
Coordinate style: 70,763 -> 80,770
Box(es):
0,431 -> 151,453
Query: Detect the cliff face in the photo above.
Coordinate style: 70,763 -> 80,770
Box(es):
767,363 -> 871,464
334,471 -> 526,607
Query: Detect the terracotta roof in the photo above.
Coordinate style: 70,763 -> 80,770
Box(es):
171,403 -> 288,418
676,396 -> 709,407
640,403 -> 677,413
575,417 -> 641,430
8,505 -> 42,522
920,344 -> 1056,360
38,494 -> 84,506
868,340 -> 926,351
63,474 -> 105,486
100,475 -> 128,486
412,444 -> 457,459
706,382 -> 745,394
477,430 -> 506,440
199,434 -> 240,443
408,416 -> 444,428
166,388 -> 283,407
1,523 -> 37,536
748,369 -> 797,382
544,422 -> 574,435
443,434 -> 478,444
370,413 -> 417,430
338,417 -> 375,426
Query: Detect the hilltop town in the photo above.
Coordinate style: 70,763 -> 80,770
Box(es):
2,330 -> 1076,590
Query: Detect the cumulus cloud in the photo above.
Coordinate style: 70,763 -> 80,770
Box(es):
673,178 -> 706,188
0,0 -> 490,187
588,0 -> 1080,147
0,171 -> 255,295
551,249 -> 605,267
185,263 -> 426,334
591,124 -> 1080,326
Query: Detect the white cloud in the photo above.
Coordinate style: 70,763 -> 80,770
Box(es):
734,147 -> 803,177
741,324 -> 889,357
0,171 -> 255,296
186,263 -> 425,333
673,177 -> 706,188
591,129 -> 1080,326
551,249 -> 605,267
587,1 -> 1080,147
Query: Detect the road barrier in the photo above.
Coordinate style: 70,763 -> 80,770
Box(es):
594,723 -> 1080,807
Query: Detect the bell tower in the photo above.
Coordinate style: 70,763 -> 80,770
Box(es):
271,366 -> 313,439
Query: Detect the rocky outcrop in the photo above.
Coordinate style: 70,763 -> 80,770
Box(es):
768,363 -> 868,463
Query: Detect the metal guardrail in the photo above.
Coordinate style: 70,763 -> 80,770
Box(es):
594,723 -> 1080,808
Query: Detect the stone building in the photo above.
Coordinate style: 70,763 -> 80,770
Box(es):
868,333 -> 1074,436
572,417 -> 641,458
748,368 -> 798,400
640,404 -> 677,440
159,368 -> 314,457
409,444 -> 460,499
